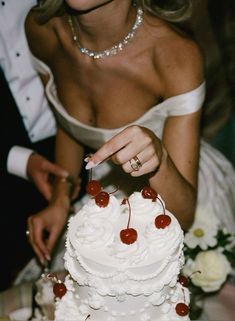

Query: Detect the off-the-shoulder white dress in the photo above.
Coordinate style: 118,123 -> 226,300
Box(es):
15,58 -> 235,283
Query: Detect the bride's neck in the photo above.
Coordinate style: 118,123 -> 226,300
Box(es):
72,1 -> 136,52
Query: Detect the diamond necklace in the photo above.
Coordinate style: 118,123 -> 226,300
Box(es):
68,7 -> 143,59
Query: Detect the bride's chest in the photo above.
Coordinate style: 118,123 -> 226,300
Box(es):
55,64 -> 162,129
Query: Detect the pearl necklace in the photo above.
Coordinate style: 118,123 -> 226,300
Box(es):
68,7 -> 143,59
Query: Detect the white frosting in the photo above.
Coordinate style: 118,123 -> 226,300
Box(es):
54,191 -> 190,321
35,277 -> 54,305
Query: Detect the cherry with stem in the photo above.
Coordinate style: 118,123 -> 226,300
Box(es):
47,273 -> 67,299
175,288 -> 190,317
154,196 -> 171,229
141,186 -> 171,229
85,159 -> 120,208
120,198 -> 138,245
178,271 -> 201,288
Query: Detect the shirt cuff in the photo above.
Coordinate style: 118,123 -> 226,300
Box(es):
7,146 -> 34,180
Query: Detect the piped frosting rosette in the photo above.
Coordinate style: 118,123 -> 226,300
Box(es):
75,193 -> 121,223
65,195 -> 122,280
108,234 -> 149,266
128,191 -> 165,217
66,195 -> 119,253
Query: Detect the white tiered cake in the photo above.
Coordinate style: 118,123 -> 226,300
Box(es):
53,186 -> 190,321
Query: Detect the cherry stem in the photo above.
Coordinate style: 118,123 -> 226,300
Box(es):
157,196 -> 165,215
89,168 -> 93,181
47,273 -> 58,283
109,185 -> 120,195
182,287 -> 186,303
85,315 -> 91,320
126,198 -> 132,229
190,270 -> 201,278
85,153 -> 93,181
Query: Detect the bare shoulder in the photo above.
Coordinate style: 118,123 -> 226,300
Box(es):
25,9 -> 58,64
144,15 -> 204,98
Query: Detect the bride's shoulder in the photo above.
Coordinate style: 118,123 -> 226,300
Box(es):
143,15 -> 204,97
25,9 -> 59,64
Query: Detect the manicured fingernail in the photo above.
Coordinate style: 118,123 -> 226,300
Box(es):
84,153 -> 94,163
85,161 -> 96,170
84,157 -> 90,163
46,254 -> 51,261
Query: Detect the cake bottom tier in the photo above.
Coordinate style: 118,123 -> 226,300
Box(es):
54,280 -> 190,321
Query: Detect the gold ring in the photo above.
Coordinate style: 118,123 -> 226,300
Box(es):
129,156 -> 142,171
26,230 -> 30,236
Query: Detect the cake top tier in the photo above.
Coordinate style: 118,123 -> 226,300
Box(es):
65,189 -> 184,281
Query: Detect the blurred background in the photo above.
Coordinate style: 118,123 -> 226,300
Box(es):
190,0 -> 235,166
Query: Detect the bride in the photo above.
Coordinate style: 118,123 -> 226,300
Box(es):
23,0 -> 235,271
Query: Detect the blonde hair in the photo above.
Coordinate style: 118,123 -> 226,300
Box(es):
35,0 -> 193,24
34,0 -> 64,24
139,0 -> 193,23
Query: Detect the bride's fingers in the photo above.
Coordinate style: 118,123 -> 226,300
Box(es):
111,135 -> 152,164
85,126 -> 162,174
130,156 -> 160,177
85,139 -> 129,170
121,148 -> 155,173
85,126 -> 143,169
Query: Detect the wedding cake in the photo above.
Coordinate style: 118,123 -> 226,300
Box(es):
52,184 -> 190,321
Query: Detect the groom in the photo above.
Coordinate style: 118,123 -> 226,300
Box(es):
0,0 -> 89,291
0,0 -> 68,291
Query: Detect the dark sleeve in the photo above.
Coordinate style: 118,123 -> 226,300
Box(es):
0,67 -> 31,177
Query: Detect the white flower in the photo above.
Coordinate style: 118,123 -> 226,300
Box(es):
225,234 -> 235,252
184,221 -> 218,250
183,250 -> 232,292
184,205 -> 220,250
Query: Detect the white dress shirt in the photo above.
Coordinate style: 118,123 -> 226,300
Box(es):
0,0 -> 56,179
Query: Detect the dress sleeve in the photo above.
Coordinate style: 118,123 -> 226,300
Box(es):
164,81 -> 206,116
30,54 -> 52,76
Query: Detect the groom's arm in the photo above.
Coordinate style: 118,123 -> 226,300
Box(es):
0,67 -> 33,180
0,68 -> 68,202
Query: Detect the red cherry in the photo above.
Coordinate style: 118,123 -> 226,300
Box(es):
155,214 -> 171,229
86,180 -> 102,196
175,303 -> 189,316
53,282 -> 67,299
178,275 -> 189,288
141,186 -> 158,200
95,191 -> 110,207
120,198 -> 137,244
120,228 -> 138,244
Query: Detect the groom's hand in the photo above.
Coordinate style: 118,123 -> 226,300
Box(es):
27,153 -> 69,201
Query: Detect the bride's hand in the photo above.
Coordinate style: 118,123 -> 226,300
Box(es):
27,202 -> 69,265
85,125 -> 164,176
